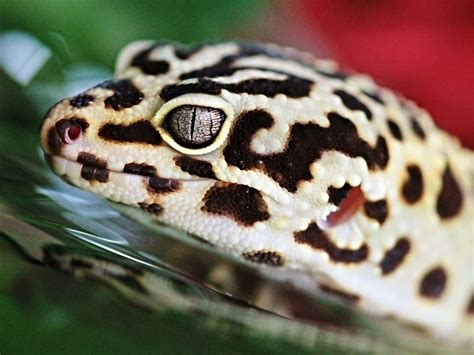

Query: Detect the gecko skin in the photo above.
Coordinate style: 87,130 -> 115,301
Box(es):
40,41 -> 473,342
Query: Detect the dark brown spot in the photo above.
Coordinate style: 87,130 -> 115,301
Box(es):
411,118 -> 426,139
165,44 -> 315,100
174,156 -> 216,179
334,89 -> 372,120
419,266 -> 447,299
363,199 -> 388,224
467,294 -> 474,315
47,127 -> 62,155
131,46 -> 169,75
363,90 -> 384,104
224,110 -> 389,192
70,94 -> 94,108
161,76 -> 313,101
138,202 -> 163,216
99,120 -> 162,145
317,70 -> 348,80
387,119 -> 403,141
380,238 -> 410,275
174,45 -> 203,60
99,79 -> 144,111
436,165 -> 463,219
373,136 -> 389,169
201,182 -> 270,226
328,183 -> 352,206
320,284 -> 359,303
179,43 -> 302,80
294,223 -> 368,263
80,165 -> 109,183
148,177 -> 180,194
77,152 -> 107,169
402,165 -> 424,204
242,250 -> 285,267
124,163 -> 156,177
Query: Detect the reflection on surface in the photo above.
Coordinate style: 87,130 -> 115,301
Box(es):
0,150 -> 464,354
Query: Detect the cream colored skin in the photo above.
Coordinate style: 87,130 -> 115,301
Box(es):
40,41 -> 473,342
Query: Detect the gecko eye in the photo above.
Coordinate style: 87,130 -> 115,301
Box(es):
325,187 -> 365,227
153,94 -> 235,155
163,105 -> 226,148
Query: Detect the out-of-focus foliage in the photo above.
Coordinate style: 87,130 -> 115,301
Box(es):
1,0 -> 264,68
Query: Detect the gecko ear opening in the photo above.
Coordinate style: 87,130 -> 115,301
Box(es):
325,186 -> 365,227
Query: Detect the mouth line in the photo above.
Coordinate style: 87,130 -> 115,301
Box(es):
45,153 -> 214,185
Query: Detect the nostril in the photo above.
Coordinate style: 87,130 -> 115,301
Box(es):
64,124 -> 82,143
54,117 -> 89,145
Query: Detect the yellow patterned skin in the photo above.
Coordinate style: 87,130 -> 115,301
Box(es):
40,41 -> 473,342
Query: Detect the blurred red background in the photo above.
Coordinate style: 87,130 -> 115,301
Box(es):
285,0 -> 473,148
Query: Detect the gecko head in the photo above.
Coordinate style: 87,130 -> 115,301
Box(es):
40,41 -> 390,248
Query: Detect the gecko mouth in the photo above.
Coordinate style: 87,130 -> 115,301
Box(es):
44,153 -> 212,191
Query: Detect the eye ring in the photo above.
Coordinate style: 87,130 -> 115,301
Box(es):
153,94 -> 235,155
163,105 -> 226,149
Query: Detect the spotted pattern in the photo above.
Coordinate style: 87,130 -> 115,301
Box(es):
80,165 -> 109,183
419,266 -> 447,299
99,79 -> 144,111
225,110 -> 388,192
131,45 -> 170,75
174,156 -> 217,179
40,41 -> 473,341
363,199 -> 388,224
77,152 -> 107,169
202,183 -> 269,226
363,90 -> 384,104
161,76 -> 313,101
70,94 -> 94,108
242,250 -> 285,267
99,121 -> 162,145
148,177 -> 181,194
124,163 -> 157,177
138,202 -> 163,216
174,45 -> 203,60
379,238 -> 410,275
294,223 -> 368,263
401,165 -> 424,204
410,118 -> 426,140
333,89 -> 372,120
436,165 -> 463,219
387,119 -> 403,141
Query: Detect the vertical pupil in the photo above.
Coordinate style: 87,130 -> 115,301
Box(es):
167,105 -> 225,148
